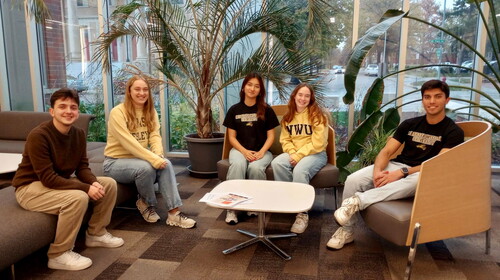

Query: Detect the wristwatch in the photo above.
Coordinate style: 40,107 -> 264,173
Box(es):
401,167 -> 409,178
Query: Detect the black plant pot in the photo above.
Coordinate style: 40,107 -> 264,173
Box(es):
184,132 -> 224,178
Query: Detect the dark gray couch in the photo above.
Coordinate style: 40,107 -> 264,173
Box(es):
0,111 -> 136,271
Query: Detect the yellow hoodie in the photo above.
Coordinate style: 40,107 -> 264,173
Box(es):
280,107 -> 328,162
104,103 -> 165,169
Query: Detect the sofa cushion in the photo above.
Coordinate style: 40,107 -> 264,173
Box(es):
0,187 -> 57,270
0,111 -> 94,141
269,124 -> 284,155
360,198 -> 414,246
87,142 -> 106,176
0,140 -> 26,153
217,159 -> 339,188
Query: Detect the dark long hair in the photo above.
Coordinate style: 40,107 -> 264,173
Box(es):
239,72 -> 267,120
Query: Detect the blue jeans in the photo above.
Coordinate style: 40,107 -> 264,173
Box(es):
103,157 -> 182,211
271,151 -> 327,184
226,148 -> 273,180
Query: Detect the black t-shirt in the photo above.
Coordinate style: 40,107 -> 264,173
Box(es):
392,115 -> 464,167
223,102 -> 280,151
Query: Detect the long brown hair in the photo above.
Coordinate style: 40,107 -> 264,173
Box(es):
282,83 -> 329,126
123,75 -> 156,132
239,72 -> 267,120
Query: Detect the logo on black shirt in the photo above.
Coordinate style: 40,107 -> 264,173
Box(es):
408,131 -> 442,146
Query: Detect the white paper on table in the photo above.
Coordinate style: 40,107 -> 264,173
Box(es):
199,192 -> 252,207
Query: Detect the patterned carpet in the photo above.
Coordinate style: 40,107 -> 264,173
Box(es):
2,159 -> 499,280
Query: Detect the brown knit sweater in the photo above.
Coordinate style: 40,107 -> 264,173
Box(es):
12,120 -> 96,192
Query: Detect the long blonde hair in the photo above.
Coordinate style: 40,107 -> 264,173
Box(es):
123,75 -> 156,132
282,83 -> 329,126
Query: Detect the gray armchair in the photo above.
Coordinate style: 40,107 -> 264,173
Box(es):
360,121 -> 492,279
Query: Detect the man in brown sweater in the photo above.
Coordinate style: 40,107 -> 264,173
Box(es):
12,88 -> 124,271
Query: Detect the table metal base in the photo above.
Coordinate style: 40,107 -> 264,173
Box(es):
222,212 -> 296,260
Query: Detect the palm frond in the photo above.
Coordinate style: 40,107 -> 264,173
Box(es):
92,0 -> 328,137
11,0 -> 51,23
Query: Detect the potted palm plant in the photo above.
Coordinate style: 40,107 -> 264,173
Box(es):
90,0 -> 331,176
337,2 -> 499,180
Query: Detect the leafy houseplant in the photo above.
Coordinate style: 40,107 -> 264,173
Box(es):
91,0 -> 330,175
347,122 -> 396,173
337,1 -> 500,180
93,0 -> 329,138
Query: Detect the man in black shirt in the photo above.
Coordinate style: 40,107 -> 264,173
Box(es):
327,79 -> 464,250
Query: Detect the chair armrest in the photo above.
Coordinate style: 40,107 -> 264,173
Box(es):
407,121 -> 492,245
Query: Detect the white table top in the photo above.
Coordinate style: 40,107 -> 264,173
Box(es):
206,179 -> 315,213
0,153 -> 22,174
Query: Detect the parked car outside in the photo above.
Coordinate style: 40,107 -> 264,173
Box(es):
332,65 -> 345,74
364,64 -> 379,76
455,60 -> 473,73
429,61 -> 457,74
484,60 -> 498,75
67,78 -> 88,93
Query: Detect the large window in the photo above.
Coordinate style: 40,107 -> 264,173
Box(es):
0,0 -> 497,164
0,1 -> 33,111
35,0 -> 107,141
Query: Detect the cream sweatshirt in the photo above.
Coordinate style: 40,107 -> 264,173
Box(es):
104,103 -> 165,169
280,108 -> 328,162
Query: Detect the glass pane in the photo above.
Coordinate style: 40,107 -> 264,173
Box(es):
106,4 -> 163,141
480,0 -> 500,164
357,0 -> 404,120
1,2 -> 33,111
37,1 -> 106,141
405,0 -> 478,121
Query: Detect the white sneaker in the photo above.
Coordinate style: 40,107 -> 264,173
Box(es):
48,250 -> 92,271
334,196 -> 360,226
225,210 -> 238,224
327,227 -> 354,249
247,211 -> 258,217
85,231 -> 124,248
136,197 -> 160,223
291,212 -> 309,234
167,211 -> 196,228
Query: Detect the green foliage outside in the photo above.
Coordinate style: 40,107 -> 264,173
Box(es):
79,102 -> 106,142
169,112 -> 196,151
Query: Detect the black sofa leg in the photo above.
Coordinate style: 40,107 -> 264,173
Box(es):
485,229 -> 490,255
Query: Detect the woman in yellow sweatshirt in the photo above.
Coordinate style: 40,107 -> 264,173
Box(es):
103,75 -> 196,229
271,83 -> 329,234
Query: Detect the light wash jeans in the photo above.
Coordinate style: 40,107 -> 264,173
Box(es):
341,161 -> 419,230
343,161 -> 419,210
271,151 -> 327,184
103,157 -> 182,211
227,148 -> 273,180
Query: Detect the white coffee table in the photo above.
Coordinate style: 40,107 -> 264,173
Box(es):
205,179 -> 315,260
0,153 -> 22,174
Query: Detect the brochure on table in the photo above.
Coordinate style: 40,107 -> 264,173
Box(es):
200,192 -> 252,207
